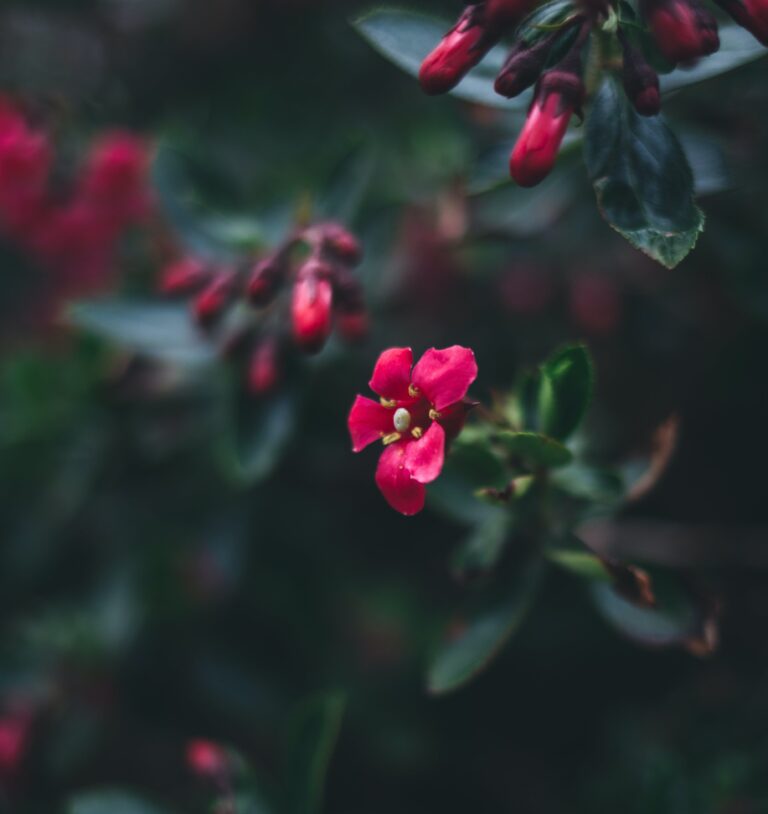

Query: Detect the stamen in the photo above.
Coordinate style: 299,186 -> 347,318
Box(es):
408,384 -> 420,398
380,397 -> 396,408
382,432 -> 401,446
428,408 -> 441,421
393,408 -> 412,432
411,427 -> 423,439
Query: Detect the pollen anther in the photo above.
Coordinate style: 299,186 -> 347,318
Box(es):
380,397 -> 397,408
382,432 -> 402,446
408,384 -> 420,397
428,408 -> 441,420
411,427 -> 423,439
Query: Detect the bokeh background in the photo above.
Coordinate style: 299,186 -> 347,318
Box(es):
2,1 -> 768,812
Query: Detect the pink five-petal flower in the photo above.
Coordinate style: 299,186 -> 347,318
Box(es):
348,346 -> 477,515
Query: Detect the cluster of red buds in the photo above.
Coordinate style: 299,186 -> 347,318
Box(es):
419,0 -> 767,186
0,98 -> 151,296
159,221 -> 367,396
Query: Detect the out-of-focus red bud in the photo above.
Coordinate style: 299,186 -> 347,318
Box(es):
159,257 -> 209,295
712,0 -> 768,44
499,264 -> 555,315
510,71 -> 584,187
337,310 -> 369,344
485,0 -> 539,26
620,35 -> 661,116
246,257 -> 281,306
193,273 -> 235,328
186,739 -> 228,780
321,222 -> 363,265
569,272 -> 622,336
291,262 -> 334,353
248,338 -> 280,395
0,716 -> 29,780
419,6 -> 498,95
642,0 -> 720,64
0,122 -> 51,195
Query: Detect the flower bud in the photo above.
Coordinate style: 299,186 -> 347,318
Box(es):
291,261 -> 334,353
159,257 -> 209,296
494,36 -> 554,98
186,739 -> 228,780
711,0 -> 768,45
0,716 -> 27,780
316,222 -> 363,265
485,0 -> 539,27
620,35 -> 661,116
419,6 -> 498,95
248,337 -> 280,395
642,0 -> 720,64
509,70 -> 584,187
193,272 -> 235,328
246,257 -> 282,306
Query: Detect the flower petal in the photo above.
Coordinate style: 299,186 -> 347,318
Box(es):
411,346 -> 478,411
348,395 -> 392,452
404,422 -> 445,484
375,443 -> 426,516
369,347 -> 413,401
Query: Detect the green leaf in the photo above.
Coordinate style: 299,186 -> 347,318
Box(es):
352,8 -> 528,110
451,510 -> 511,577
284,692 -> 346,814
537,344 -> 594,441
449,434 -> 510,490
69,791 -> 170,814
218,390 -> 297,486
546,549 -> 611,581
661,23 -> 768,93
427,562 -> 542,694
496,431 -> 573,468
584,76 -> 705,268
68,300 -> 216,367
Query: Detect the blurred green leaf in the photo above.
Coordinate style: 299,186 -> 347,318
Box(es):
551,463 -> 625,506
352,8 -> 528,110
538,344 -> 594,441
546,549 -> 611,581
284,692 -> 346,814
584,76 -> 705,268
317,143 -> 377,224
69,791 -> 170,814
427,562 -> 543,694
496,430 -> 573,468
449,434 -> 510,490
451,510 -> 511,577
661,24 -> 768,93
69,300 -> 216,367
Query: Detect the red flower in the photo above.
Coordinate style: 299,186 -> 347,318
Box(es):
509,72 -> 584,187
348,346 -> 477,515
419,7 -> 498,95
643,0 -> 720,64
185,739 -> 228,780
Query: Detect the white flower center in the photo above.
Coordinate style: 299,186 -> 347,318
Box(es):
393,408 -> 412,433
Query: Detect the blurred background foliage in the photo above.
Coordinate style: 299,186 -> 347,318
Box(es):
2,1 -> 768,813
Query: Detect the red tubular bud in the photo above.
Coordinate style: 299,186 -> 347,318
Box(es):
619,34 -> 661,116
509,71 -> 584,187
320,222 -> 363,265
419,6 -> 499,95
494,35 -> 555,98
712,0 -> 768,44
642,0 -> 720,64
247,257 -> 282,306
291,261 -> 334,353
193,273 -> 235,328
485,0 -> 539,27
159,257 -> 209,295
248,337 -> 280,395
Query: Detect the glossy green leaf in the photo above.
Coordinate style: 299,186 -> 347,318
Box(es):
427,562 -> 542,694
496,431 -> 573,468
285,692 -> 346,814
537,344 -> 594,441
68,300 -> 216,367
661,24 -> 768,93
584,76 -> 705,268
352,8 -> 528,110
69,791 -> 170,814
